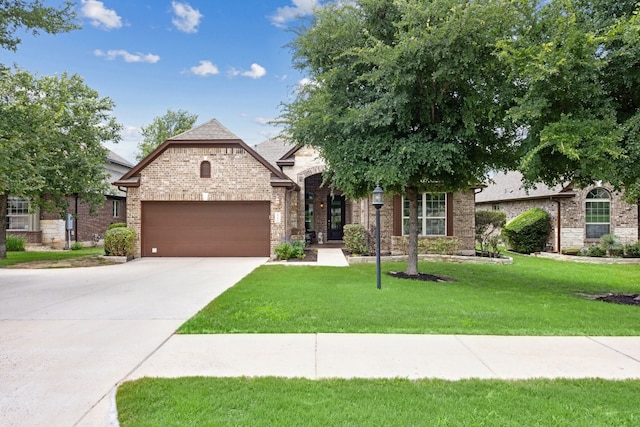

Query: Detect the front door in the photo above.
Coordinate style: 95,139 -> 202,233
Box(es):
327,195 -> 345,240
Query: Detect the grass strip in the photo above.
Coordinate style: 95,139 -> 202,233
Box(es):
117,377 -> 640,426
0,246 -> 104,267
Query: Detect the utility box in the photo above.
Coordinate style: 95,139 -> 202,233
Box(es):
65,213 -> 74,231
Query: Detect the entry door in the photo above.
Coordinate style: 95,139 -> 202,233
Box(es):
327,195 -> 345,240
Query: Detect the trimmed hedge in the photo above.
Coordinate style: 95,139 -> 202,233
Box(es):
107,222 -> 127,231
343,224 -> 369,255
104,227 -> 137,257
501,208 -> 551,254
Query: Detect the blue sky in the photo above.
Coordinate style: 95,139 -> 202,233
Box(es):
5,0 -> 322,163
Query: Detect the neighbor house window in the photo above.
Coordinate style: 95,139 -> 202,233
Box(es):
200,161 -> 211,178
6,197 -> 30,230
585,188 -> 610,239
402,193 -> 446,236
112,200 -> 120,218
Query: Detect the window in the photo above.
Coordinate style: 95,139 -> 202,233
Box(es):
200,161 -> 211,178
585,188 -> 610,239
6,197 -> 30,230
402,193 -> 446,236
112,200 -> 120,218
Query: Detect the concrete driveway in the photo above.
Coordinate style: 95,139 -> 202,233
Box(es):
0,257 -> 265,427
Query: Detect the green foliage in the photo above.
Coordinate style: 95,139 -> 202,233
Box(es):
6,235 -> 26,251
599,233 -> 622,256
104,227 -> 136,257
274,241 -> 305,260
70,241 -> 83,251
502,208 -> 551,254
624,241 -> 640,257
586,245 -> 606,257
475,210 -> 506,257
0,0 -> 78,54
136,109 -> 198,161
107,222 -> 127,231
418,237 -> 461,255
343,224 -> 369,255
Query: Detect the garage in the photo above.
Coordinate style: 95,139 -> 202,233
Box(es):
141,201 -> 270,257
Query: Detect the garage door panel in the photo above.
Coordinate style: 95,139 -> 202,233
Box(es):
142,201 -> 270,257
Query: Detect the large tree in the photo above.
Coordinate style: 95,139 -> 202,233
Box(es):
0,0 -> 78,54
136,109 -> 198,160
281,0 -> 522,275
0,69 -> 122,258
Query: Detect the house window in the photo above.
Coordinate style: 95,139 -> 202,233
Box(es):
402,193 -> 446,236
112,200 -> 120,218
585,188 -> 610,239
6,197 -> 30,230
200,161 -> 211,178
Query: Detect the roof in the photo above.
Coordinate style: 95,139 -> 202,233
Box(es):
168,118 -> 240,141
114,118 -> 297,190
107,149 -> 134,168
476,171 -> 574,203
253,138 -> 296,167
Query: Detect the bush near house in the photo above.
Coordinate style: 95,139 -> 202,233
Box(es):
6,236 -> 26,252
624,241 -> 640,257
475,210 -> 506,257
502,208 -> 551,254
107,222 -> 127,231
104,227 -> 137,257
274,240 -> 305,260
343,224 -> 369,255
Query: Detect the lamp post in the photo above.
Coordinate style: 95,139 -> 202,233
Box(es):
372,186 -> 384,290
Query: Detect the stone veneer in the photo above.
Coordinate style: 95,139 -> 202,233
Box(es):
126,146 -> 285,257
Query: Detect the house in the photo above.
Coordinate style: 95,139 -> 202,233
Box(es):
115,118 -> 476,258
475,171 -> 640,251
6,150 -> 132,247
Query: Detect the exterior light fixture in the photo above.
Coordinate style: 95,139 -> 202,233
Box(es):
372,186 -> 384,289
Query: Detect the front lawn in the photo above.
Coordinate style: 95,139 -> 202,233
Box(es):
117,377 -> 640,426
0,246 -> 106,268
179,254 -> 640,335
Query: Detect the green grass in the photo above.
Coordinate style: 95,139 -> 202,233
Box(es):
179,254 -> 640,335
0,246 -> 104,267
117,377 -> 640,426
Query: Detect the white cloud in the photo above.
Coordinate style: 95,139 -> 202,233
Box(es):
81,0 -> 122,30
189,60 -> 219,76
171,1 -> 203,33
94,49 -> 160,64
242,63 -> 267,79
269,0 -> 319,28
254,117 -> 273,126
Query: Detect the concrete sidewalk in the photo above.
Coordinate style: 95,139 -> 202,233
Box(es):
128,334 -> 640,381
269,248 -> 350,267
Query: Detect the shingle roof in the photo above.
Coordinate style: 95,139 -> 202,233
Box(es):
253,138 -> 296,167
107,149 -> 134,167
168,118 -> 240,141
476,171 -> 571,203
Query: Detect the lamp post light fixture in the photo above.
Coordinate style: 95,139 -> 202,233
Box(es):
372,186 -> 384,290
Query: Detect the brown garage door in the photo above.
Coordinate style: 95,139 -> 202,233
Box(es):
141,201 -> 270,257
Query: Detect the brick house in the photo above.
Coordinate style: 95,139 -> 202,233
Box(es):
115,118 -> 476,258
6,150 -> 132,247
475,171 -> 640,251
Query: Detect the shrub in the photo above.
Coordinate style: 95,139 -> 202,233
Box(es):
587,245 -> 606,257
274,240 -> 305,260
6,235 -> 26,251
418,237 -> 461,255
70,242 -> 84,251
624,241 -> 640,257
343,224 -> 369,255
104,227 -> 137,257
599,234 -> 622,256
475,210 -> 506,257
501,208 -> 551,254
107,222 -> 127,231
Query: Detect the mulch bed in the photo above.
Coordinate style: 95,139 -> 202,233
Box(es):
388,271 -> 456,283
595,293 -> 640,306
284,249 -> 318,263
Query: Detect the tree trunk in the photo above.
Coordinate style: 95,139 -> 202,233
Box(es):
0,193 -> 7,259
405,186 -> 419,276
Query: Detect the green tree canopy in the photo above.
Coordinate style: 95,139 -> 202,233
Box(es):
0,0 -> 78,54
136,109 -> 198,161
0,69 -> 122,258
281,0 -> 522,274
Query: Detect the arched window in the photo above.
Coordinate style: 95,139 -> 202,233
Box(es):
585,188 -> 610,239
200,161 -> 211,178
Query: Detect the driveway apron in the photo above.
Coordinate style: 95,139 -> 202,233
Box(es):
0,257 -> 265,427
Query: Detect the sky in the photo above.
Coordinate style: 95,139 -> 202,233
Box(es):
4,0 -> 323,164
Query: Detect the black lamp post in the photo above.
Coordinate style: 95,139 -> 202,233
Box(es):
372,186 -> 384,290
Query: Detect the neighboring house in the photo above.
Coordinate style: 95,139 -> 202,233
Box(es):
6,149 -> 132,247
475,171 -> 640,251
115,118 -> 476,258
